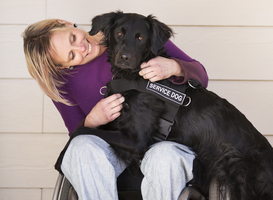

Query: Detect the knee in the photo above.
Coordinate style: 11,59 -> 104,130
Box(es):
144,142 -> 176,164
61,135 -> 112,172
66,135 -> 110,158
145,141 -> 194,162
69,135 -> 94,152
141,141 -> 195,173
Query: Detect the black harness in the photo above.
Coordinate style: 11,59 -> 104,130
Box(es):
105,78 -> 201,141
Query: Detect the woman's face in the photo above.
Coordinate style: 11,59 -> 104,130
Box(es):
50,25 -> 102,68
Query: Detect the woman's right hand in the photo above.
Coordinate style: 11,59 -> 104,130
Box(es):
84,94 -> 125,128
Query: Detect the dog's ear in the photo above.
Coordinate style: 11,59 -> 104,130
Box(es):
146,15 -> 173,55
89,11 -> 124,46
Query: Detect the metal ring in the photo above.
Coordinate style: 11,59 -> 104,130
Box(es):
188,80 -> 196,89
100,86 -> 107,95
183,96 -> 191,107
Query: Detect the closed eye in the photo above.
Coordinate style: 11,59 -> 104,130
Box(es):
72,34 -> 76,42
71,51 -> 75,60
69,34 -> 76,61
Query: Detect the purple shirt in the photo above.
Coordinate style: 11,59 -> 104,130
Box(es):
54,40 -> 208,135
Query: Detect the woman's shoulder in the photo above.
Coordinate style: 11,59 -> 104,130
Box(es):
67,51 -> 110,77
60,51 -> 112,91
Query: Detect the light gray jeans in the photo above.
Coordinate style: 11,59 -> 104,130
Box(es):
61,135 -> 195,200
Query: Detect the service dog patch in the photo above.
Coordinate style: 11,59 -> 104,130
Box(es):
146,81 -> 186,105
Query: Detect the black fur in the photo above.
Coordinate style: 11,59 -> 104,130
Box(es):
55,11 -> 273,200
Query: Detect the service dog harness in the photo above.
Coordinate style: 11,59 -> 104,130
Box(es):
54,78 -> 201,174
104,78 -> 202,141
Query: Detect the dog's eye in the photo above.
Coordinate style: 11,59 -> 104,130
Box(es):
117,31 -> 123,37
138,36 -> 144,41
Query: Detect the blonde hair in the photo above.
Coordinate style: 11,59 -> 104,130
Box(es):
22,19 -> 72,105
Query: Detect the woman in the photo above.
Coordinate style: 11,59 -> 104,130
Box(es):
23,18 -> 208,200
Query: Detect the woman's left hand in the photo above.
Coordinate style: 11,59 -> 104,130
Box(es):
139,56 -> 184,82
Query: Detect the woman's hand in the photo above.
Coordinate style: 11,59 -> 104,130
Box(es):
84,94 -> 125,128
139,56 -> 184,82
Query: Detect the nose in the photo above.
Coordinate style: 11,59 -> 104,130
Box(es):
121,54 -> 131,61
73,42 -> 86,53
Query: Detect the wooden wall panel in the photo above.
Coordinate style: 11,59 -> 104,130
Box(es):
267,136 -> 273,147
0,25 -> 30,79
0,133 -> 67,188
208,81 -> 273,135
42,189 -> 55,200
171,26 -> 273,80
0,189 -> 41,200
43,96 -> 68,133
0,0 -> 46,24
0,79 -> 43,133
47,0 -> 273,26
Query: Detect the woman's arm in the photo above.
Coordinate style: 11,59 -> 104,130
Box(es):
139,40 -> 208,88
54,93 -> 125,135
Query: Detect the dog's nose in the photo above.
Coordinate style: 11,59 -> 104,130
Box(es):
121,54 -> 131,61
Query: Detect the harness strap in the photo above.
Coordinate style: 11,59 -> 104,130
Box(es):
106,78 -> 188,120
105,78 -> 201,140
153,118 -> 174,142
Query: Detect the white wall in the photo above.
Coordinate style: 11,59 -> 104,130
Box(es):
0,0 -> 273,199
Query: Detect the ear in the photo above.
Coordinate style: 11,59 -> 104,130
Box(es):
146,15 -> 173,55
57,20 -> 74,26
89,11 -> 124,35
89,11 -> 124,47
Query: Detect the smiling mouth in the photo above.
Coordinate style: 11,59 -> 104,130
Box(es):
86,40 -> 91,57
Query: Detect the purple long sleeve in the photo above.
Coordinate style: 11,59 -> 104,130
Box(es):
165,40 -> 208,88
53,41 -> 208,135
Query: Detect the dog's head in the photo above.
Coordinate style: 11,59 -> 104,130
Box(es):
89,11 -> 173,79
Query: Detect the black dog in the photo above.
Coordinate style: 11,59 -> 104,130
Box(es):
55,11 -> 273,199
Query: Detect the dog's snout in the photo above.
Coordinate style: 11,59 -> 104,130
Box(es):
121,54 -> 131,61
